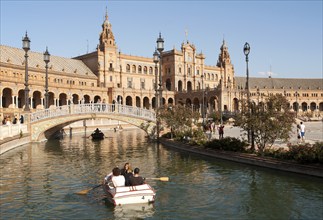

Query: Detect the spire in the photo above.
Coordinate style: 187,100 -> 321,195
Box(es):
217,38 -> 231,67
99,7 -> 116,48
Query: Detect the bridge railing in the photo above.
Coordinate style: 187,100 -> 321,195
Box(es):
30,104 -> 156,123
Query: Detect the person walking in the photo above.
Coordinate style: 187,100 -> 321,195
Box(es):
218,124 -> 224,139
300,122 -> 306,142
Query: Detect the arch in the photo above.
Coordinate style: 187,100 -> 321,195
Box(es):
59,93 -> 67,106
143,66 -> 148,74
94,95 -> 101,103
152,97 -> 156,109
126,96 -> 133,106
292,102 -> 299,112
116,95 -> 123,104
143,97 -> 150,109
138,65 -> 142,73
18,89 -> 24,108
193,97 -> 200,112
136,96 -> 140,108
178,80 -> 183,92
48,92 -> 55,107
310,102 -> 316,111
166,78 -> 171,91
319,102 -> 323,111
126,64 -> 130,73
149,67 -> 153,74
72,94 -> 79,104
168,98 -> 174,105
2,88 -> 12,108
301,102 -> 307,111
233,98 -> 239,112
83,95 -> 90,103
32,90 -> 42,109
187,81 -> 192,92
132,65 -> 136,73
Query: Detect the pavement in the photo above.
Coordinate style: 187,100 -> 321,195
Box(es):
211,121 -> 323,149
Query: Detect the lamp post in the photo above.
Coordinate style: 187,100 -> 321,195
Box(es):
156,33 -> 164,107
243,42 -> 254,149
153,49 -> 159,108
201,75 -> 205,125
22,32 -> 31,111
295,91 -> 298,118
43,47 -> 50,109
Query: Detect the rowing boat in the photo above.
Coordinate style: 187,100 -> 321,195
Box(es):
102,183 -> 156,206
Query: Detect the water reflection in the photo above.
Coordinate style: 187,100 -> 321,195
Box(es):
0,129 -> 322,219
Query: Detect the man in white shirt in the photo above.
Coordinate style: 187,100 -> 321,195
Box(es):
105,167 -> 125,187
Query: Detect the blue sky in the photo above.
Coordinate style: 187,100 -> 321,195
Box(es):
1,0 -> 322,79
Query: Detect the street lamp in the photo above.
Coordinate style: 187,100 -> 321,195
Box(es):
156,33 -> 164,107
22,32 -> 30,111
201,75 -> 205,124
243,42 -> 254,149
153,49 -> 159,108
295,90 -> 298,118
43,47 -> 50,109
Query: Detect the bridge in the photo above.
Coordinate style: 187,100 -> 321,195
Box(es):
1,104 -> 156,142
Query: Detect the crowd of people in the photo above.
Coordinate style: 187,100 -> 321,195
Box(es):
104,163 -> 145,188
1,115 -> 24,125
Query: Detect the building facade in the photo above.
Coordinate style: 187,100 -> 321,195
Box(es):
1,10 -> 322,122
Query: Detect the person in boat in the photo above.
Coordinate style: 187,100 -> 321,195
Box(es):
120,162 -> 133,186
104,167 -> 125,187
129,168 -> 145,186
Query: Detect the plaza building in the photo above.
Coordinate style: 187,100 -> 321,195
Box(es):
1,10 -> 322,123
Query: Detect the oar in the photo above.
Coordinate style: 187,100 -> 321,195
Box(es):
145,177 -> 169,182
75,184 -> 102,195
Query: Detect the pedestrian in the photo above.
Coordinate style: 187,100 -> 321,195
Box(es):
13,116 -> 17,124
218,124 -> 224,139
19,115 -> 24,124
296,123 -> 301,143
300,122 -> 305,142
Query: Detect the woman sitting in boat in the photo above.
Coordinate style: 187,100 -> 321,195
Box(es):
104,167 -> 125,188
129,168 -> 145,186
120,163 -> 133,186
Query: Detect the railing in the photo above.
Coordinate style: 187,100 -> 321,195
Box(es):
0,123 -> 28,140
30,104 -> 156,123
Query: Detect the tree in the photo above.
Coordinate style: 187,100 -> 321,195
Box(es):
159,104 -> 200,139
236,94 -> 295,156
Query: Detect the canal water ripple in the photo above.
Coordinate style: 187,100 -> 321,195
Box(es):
0,129 -> 322,219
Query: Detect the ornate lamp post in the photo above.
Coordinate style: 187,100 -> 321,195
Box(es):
156,33 -> 164,107
43,47 -> 50,109
201,75 -> 205,124
295,90 -> 298,118
243,42 -> 254,149
22,32 -> 31,111
153,49 -> 159,108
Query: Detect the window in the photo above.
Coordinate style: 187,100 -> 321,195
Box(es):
110,76 -> 113,82
149,67 -> 153,74
144,66 -> 147,74
138,65 -> 142,73
126,64 -> 130,73
132,65 -> 136,73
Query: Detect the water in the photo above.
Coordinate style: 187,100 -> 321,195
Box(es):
0,129 -> 322,219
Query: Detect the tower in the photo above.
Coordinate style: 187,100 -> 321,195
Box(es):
97,8 -> 118,87
217,40 -> 235,88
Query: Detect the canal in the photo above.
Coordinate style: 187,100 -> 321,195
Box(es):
0,129 -> 322,219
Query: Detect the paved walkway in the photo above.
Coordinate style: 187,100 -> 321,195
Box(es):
211,121 -> 323,149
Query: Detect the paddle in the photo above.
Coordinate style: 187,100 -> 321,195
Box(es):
75,184 -> 102,195
145,177 -> 169,182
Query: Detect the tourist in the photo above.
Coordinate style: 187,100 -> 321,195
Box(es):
218,124 -> 224,139
300,122 -> 306,142
129,168 -> 145,186
19,115 -> 24,124
105,167 -> 125,187
13,116 -> 17,124
297,123 -> 301,143
121,163 -> 133,186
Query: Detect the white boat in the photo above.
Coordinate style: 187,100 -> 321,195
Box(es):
103,183 -> 156,206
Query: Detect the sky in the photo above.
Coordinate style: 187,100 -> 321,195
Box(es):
0,0 -> 322,79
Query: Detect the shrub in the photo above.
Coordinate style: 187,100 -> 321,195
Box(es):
204,137 -> 248,152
